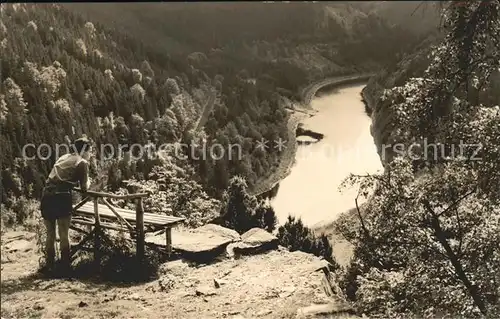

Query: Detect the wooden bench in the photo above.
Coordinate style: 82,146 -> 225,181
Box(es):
70,189 -> 185,264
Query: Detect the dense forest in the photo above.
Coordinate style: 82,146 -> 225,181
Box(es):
1,3 -> 433,227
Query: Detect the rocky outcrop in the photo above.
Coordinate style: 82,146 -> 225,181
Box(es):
241,228 -> 278,246
154,249 -> 353,318
147,225 -> 284,263
297,137 -> 320,146
364,33 -> 500,167
361,37 -> 437,166
226,228 -> 279,258
173,224 -> 240,258
296,125 -> 324,141
146,224 -> 241,262
1,228 -> 359,319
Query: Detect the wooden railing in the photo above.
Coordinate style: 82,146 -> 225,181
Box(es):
74,188 -> 150,199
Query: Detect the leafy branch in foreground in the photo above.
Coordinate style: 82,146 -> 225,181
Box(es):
341,159 -> 499,317
338,1 -> 500,318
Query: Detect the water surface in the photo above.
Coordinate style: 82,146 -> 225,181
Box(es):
271,84 -> 383,227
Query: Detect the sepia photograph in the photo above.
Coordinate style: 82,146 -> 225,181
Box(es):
1,1 -> 499,318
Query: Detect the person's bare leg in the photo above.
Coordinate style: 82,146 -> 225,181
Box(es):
44,219 -> 56,268
57,216 -> 71,268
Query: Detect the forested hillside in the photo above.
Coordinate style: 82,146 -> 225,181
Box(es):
0,3 -> 289,205
352,1 -> 441,35
66,2 -> 430,82
1,3 -> 433,227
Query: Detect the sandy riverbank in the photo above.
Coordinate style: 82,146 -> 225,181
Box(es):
249,111 -> 309,196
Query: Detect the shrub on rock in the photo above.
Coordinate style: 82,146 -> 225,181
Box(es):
219,176 -> 277,234
277,215 -> 336,267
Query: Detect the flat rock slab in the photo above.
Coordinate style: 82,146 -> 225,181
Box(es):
174,224 -> 240,253
227,228 -> 278,257
3,239 -> 34,253
146,224 -> 241,261
241,228 -> 278,246
2,231 -> 35,244
146,224 -> 240,250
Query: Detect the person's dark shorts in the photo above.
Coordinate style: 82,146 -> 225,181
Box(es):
40,186 -> 73,221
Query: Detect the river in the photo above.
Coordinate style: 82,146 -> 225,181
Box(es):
270,83 -> 383,227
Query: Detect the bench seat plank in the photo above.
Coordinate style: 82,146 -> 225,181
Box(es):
75,202 -> 184,227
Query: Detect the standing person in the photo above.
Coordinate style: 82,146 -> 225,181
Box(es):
40,137 -> 92,273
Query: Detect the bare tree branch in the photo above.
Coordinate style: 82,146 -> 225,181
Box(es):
437,187 -> 477,217
355,188 -> 370,239
422,199 -> 487,315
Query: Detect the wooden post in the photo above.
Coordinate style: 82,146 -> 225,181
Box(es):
136,198 -> 145,263
165,227 -> 172,257
93,197 -> 101,269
